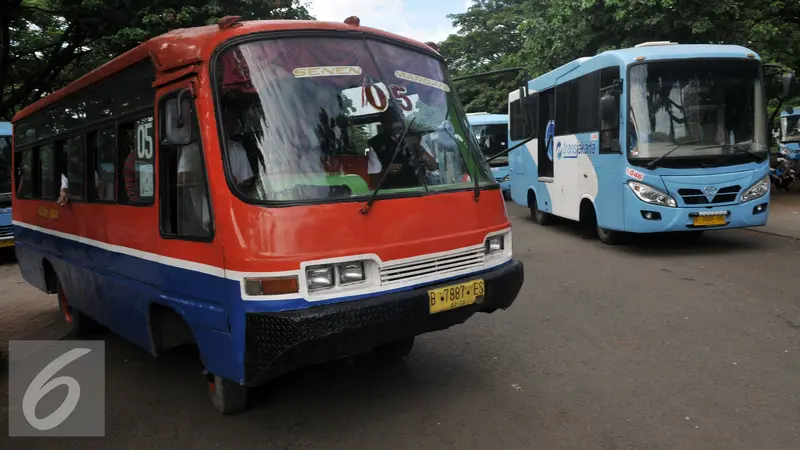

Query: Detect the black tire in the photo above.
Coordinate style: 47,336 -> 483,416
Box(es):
208,374 -> 248,415
57,280 -> 97,336
529,192 -> 553,226
596,225 -> 624,245
375,337 -> 415,362
502,190 -> 511,200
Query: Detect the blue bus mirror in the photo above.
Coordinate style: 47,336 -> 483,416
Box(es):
781,72 -> 797,99
600,92 -> 617,123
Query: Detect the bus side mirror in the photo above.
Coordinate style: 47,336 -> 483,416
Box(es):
164,91 -> 192,145
781,72 -> 797,99
600,92 -> 618,123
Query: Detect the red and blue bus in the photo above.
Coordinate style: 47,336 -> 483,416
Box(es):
11,17 -> 524,413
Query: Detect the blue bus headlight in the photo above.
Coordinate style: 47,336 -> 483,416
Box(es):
741,176 -> 770,203
500,175 -> 510,182
626,181 -> 677,208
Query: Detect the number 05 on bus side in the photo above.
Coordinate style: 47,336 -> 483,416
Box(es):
428,279 -> 485,314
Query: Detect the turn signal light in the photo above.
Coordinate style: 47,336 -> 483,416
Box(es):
244,276 -> 299,296
344,16 -> 360,26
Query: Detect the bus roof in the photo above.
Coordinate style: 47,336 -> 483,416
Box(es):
13,19 -> 440,123
467,113 -> 508,126
781,107 -> 800,117
0,121 -> 10,136
521,43 -> 759,94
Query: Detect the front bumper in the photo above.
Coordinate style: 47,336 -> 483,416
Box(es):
244,260 -> 524,386
623,189 -> 769,233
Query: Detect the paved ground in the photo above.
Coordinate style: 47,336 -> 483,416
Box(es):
754,191 -> 800,239
0,250 -> 65,353
2,202 -> 800,449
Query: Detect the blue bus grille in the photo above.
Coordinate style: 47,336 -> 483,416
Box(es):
0,225 -> 12,239
678,185 -> 741,205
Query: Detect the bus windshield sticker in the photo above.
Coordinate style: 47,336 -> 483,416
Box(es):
394,70 -> 450,92
626,167 -> 644,181
138,165 -> 154,197
292,66 -> 363,78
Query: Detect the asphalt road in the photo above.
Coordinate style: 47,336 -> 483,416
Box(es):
3,202 -> 800,449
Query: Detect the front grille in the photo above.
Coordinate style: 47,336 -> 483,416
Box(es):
678,185 -> 741,205
0,225 -> 12,239
380,246 -> 485,285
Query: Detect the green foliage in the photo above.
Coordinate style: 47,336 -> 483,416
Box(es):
0,0 -> 312,119
440,0 -> 800,123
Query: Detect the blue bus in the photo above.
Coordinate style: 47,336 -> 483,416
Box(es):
507,41 -> 796,244
778,107 -> 800,172
0,121 -> 11,249
467,113 -> 510,198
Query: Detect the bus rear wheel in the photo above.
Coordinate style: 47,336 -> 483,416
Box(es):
57,281 -> 97,336
207,373 -> 248,415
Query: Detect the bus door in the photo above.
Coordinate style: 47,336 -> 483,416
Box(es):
537,89 -> 555,213
152,80 -> 231,336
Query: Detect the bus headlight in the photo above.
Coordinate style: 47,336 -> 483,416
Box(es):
338,261 -> 365,285
500,175 -> 510,182
485,235 -> 505,254
741,176 -> 770,203
306,265 -> 335,291
626,181 -> 677,208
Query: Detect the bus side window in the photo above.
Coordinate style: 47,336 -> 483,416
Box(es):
89,127 -> 116,202
159,93 -> 213,240
118,118 -> 155,205
62,135 -> 86,200
15,148 -> 33,199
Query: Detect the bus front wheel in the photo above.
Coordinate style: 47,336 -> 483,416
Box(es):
375,337 -> 415,362
529,191 -> 553,225
207,373 -> 248,415
596,225 -> 624,245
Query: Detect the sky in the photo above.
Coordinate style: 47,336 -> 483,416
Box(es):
308,0 -> 473,43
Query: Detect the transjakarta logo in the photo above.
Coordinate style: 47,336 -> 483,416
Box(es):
558,141 -> 597,159
545,120 -> 555,161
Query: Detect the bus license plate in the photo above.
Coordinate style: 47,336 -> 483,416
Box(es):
428,279 -> 485,314
693,215 -> 726,227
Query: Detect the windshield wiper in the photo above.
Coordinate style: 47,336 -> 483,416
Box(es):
360,116 -> 417,215
646,143 -> 685,169
693,141 -> 763,162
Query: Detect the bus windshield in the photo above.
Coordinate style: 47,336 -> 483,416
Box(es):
0,135 -> 11,198
214,37 -> 493,203
627,59 -> 766,167
781,114 -> 800,143
471,123 -> 508,165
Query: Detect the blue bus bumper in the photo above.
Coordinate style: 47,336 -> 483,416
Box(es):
623,190 -> 769,233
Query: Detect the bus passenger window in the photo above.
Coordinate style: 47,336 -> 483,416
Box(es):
63,135 -> 85,200
38,144 -> 55,199
118,118 -> 155,205
159,96 -> 212,239
90,128 -> 116,202
15,148 -> 33,199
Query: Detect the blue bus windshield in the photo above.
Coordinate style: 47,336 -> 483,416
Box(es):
471,123 -> 508,164
628,59 -> 766,168
781,113 -> 800,143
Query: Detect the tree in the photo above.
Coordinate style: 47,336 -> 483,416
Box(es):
439,0 -> 800,118
0,0 -> 312,120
